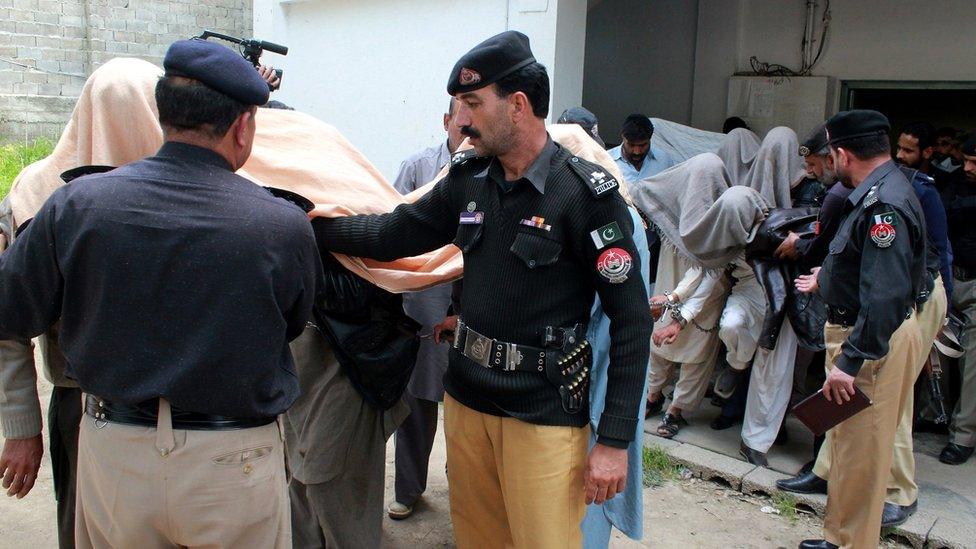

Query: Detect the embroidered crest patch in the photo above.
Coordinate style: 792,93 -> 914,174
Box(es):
596,247 -> 632,283
459,67 -> 481,86
870,222 -> 896,248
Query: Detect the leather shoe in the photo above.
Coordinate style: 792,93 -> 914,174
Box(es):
710,414 -> 739,430
739,441 -> 768,467
881,500 -> 916,528
798,540 -> 838,549
776,471 -> 827,494
939,442 -> 974,465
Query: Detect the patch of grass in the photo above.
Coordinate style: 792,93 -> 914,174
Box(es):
772,491 -> 798,522
0,138 -> 55,200
642,445 -> 680,487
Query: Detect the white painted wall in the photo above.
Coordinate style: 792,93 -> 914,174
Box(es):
582,0 -> 699,142
253,0 -> 587,180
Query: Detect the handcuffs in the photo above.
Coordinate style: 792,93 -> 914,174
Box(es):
650,291 -> 687,328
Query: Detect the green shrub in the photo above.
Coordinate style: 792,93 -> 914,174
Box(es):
0,138 -> 55,200
642,445 -> 680,487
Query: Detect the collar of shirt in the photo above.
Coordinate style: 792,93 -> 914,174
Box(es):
485,136 -> 557,194
156,141 -> 233,172
846,160 -> 897,207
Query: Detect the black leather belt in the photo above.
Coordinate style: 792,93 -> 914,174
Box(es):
85,395 -> 276,431
453,319 -> 549,373
826,305 -> 912,327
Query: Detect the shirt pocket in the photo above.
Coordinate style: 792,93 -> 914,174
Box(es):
453,223 -> 484,254
510,228 -> 562,269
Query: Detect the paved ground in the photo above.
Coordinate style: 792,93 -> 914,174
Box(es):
1,374 -> 971,548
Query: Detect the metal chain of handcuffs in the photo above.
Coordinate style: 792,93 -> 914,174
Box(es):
650,291 -> 720,334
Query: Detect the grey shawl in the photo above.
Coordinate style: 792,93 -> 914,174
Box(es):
738,126 -> 806,208
716,128 -> 761,185
631,153 -> 769,270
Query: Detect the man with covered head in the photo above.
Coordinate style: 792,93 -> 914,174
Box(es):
314,31 -> 651,547
0,57 -> 163,548
0,39 -> 320,548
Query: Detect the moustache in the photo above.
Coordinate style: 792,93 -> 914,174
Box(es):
460,126 -> 482,138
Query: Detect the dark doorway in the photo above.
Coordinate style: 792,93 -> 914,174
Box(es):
840,81 -> 976,136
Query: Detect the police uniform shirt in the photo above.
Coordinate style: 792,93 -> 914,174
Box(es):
819,160 -> 927,376
0,142 -> 321,418
314,138 -> 652,445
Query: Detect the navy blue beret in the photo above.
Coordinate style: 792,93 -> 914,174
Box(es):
163,39 -> 269,106
447,31 -> 536,96
825,110 -> 890,146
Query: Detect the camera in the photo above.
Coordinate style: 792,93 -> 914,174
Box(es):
196,30 -> 288,91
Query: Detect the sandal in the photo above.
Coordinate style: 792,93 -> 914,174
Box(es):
656,413 -> 687,438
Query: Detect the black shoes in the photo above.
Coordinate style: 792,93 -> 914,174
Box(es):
939,442 -> 974,465
710,414 -> 739,430
798,540 -> 837,549
881,500 -> 917,528
776,471 -> 827,494
739,441 -> 768,467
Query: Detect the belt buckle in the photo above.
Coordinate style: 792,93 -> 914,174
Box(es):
463,329 -> 492,367
504,342 -> 522,372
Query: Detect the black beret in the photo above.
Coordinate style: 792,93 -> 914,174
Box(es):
447,31 -> 536,95
962,134 -> 976,156
799,122 -> 828,157
163,39 -> 269,106
557,107 -> 605,147
825,109 -> 890,146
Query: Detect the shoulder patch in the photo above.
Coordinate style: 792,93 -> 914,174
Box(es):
567,156 -> 619,199
59,165 -> 117,184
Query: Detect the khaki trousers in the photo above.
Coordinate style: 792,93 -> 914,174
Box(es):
648,353 -> 714,411
950,275 -> 976,447
820,316 -> 922,549
75,399 -> 290,549
443,395 -> 589,549
814,278 -> 947,506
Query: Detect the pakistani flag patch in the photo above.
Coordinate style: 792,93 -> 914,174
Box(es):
873,211 -> 898,226
590,221 -> 623,250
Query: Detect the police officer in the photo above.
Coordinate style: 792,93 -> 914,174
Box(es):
314,31 -> 651,547
0,39 -> 320,548
798,110 -> 927,549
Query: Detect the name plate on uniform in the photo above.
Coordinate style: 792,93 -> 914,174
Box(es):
460,211 -> 484,224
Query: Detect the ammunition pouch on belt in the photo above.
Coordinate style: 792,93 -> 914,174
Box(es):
454,320 -> 592,414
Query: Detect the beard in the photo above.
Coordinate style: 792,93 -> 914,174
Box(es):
466,120 -> 515,157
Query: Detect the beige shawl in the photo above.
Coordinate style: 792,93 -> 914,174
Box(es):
7,57 -> 626,293
7,57 -> 163,227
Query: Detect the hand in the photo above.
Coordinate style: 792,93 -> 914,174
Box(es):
823,366 -> 856,404
433,315 -> 458,345
258,65 -> 281,90
794,266 -> 821,294
774,231 -> 800,260
0,435 -> 43,498
584,443 -> 627,505
649,295 -> 667,321
652,321 -> 682,347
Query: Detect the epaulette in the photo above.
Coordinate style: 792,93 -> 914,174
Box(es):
59,165 -> 117,184
862,183 -> 881,208
566,155 -> 619,199
448,149 -> 489,174
265,187 -> 315,213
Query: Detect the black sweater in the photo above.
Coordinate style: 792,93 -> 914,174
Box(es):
314,143 -> 651,443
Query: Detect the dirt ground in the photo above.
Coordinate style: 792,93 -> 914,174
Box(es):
0,377 -> 904,549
